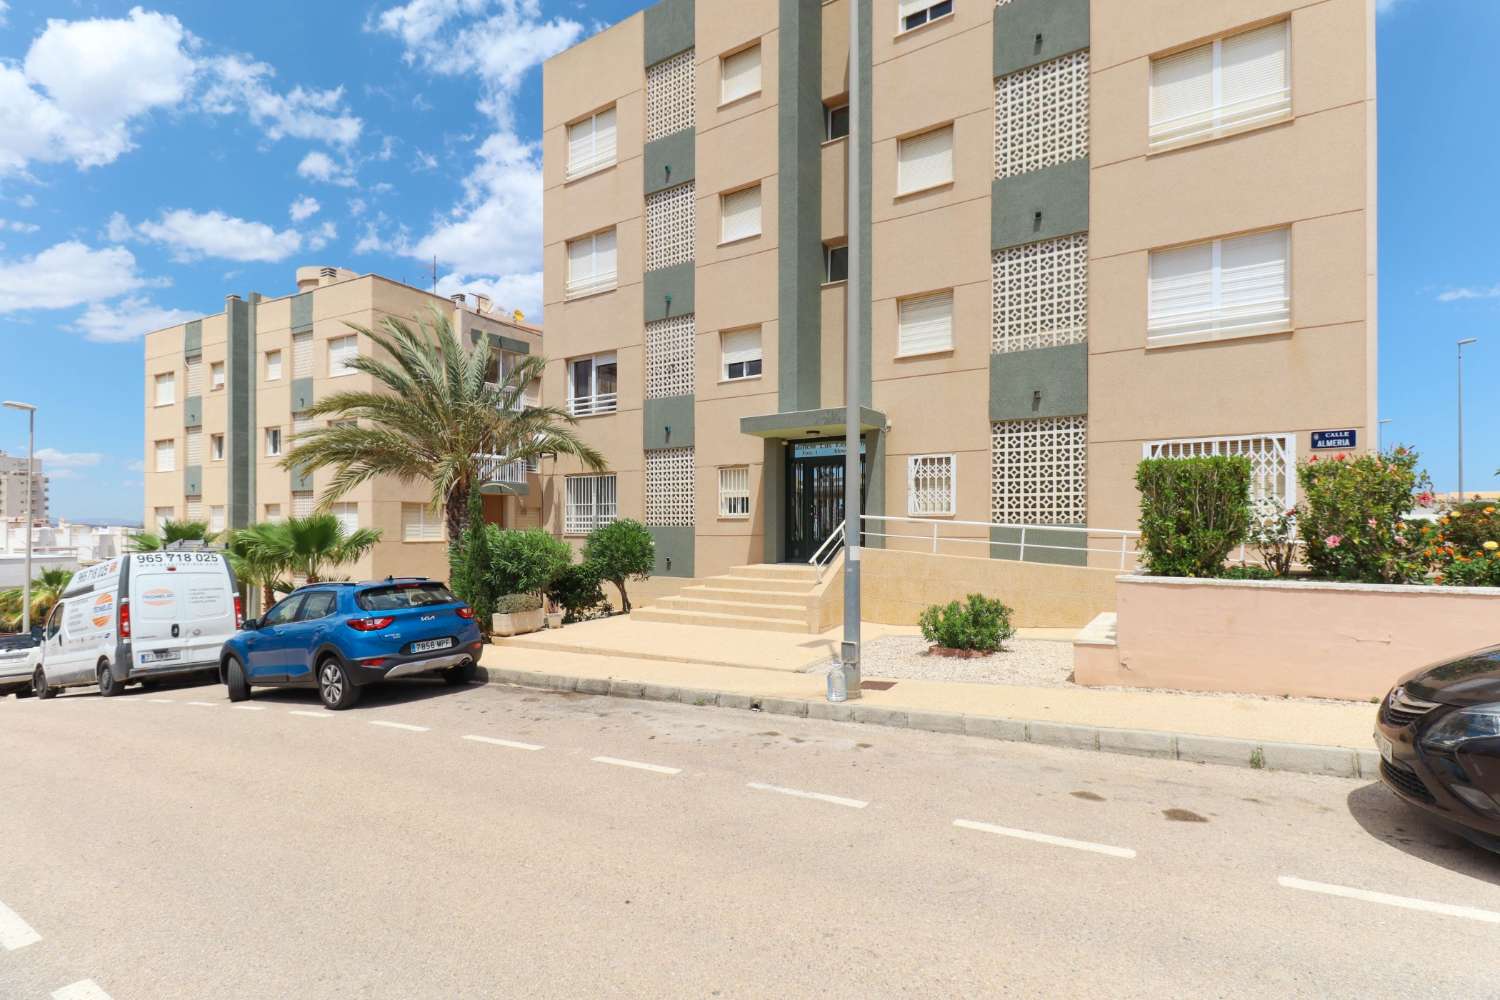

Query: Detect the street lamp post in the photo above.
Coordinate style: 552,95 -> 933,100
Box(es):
1377,418 -> 1392,452
4,401 -> 36,635
1457,338 -> 1477,499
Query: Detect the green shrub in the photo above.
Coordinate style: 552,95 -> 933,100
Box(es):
1219,564 -> 1278,581
1298,448 -> 1429,584
1419,498 -> 1500,587
494,593 -> 543,614
1435,555 -> 1500,587
917,594 -> 1015,653
548,562 -> 609,622
1136,455 -> 1252,577
583,519 -> 654,612
486,527 -> 572,599
448,488 -> 495,634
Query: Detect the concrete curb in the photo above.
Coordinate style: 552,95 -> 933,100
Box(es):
474,666 -> 1379,780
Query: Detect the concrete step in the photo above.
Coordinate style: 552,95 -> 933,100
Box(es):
657,595 -> 811,617
681,585 -> 819,608
631,607 -> 813,634
704,574 -> 821,594
728,564 -> 821,582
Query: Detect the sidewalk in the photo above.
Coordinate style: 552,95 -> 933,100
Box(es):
480,618 -> 1381,780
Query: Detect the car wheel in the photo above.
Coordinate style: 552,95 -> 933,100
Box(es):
97,663 -> 121,697
317,658 -> 360,710
443,659 -> 477,686
225,655 -> 250,702
33,668 -> 55,700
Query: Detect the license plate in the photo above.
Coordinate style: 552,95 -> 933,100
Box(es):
141,649 -> 182,664
1374,731 -> 1394,764
411,637 -> 454,654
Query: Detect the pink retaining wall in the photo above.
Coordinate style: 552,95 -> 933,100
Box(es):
1076,576 -> 1500,701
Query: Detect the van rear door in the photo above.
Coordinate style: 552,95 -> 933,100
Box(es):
129,552 -> 237,671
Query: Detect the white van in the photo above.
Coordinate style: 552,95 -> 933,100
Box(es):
32,549 -> 241,698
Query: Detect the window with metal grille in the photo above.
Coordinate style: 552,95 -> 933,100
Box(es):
646,48 -> 695,142
720,43 -> 761,105
402,503 -> 443,542
185,498 -> 203,522
186,430 -> 203,466
991,233 -> 1088,354
566,105 -> 618,179
990,416 -> 1087,525
154,371 -> 175,406
646,447 -> 695,526
185,355 -> 203,397
897,291 -> 954,357
328,335 -> 358,377
566,229 -> 618,298
1148,229 -> 1289,347
897,125 -> 953,195
331,502 -> 358,534
154,439 -> 176,473
153,507 -> 174,530
646,315 -> 695,399
291,491 -> 315,518
908,454 -> 956,516
568,353 -> 618,416
720,327 -> 762,381
1150,21 -> 1289,151
994,49 -> 1090,180
646,182 -> 695,271
564,473 -> 618,534
209,506 -> 225,532
899,0 -> 953,32
720,184 -> 761,244
718,466 -> 750,517
292,332 -> 313,378
210,361 -> 225,391
265,350 -> 283,382
1144,433 -> 1296,516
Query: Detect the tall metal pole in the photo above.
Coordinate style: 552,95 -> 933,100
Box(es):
1377,418 -> 1391,452
1457,338 -> 1476,499
832,0 -> 863,702
5,401 -> 36,635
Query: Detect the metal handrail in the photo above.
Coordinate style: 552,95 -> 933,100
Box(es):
808,524 -> 847,581
860,514 -> 1142,570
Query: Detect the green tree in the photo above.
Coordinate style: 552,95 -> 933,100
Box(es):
449,486 -> 496,633
279,308 -> 604,540
0,567 -> 74,629
582,519 -> 654,613
227,514 -> 382,595
129,519 -> 218,553
226,523 -> 294,611
1135,455 -> 1253,577
487,527 -> 571,601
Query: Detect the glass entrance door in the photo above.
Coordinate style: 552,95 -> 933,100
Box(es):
786,439 -> 865,563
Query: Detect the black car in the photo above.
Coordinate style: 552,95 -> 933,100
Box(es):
1375,645 -> 1500,852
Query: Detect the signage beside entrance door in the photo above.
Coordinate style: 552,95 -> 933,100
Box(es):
786,438 -> 865,563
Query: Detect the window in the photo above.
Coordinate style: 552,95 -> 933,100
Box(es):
291,491 -> 315,518
720,43 -> 762,105
720,327 -> 762,381
209,505 -> 225,533
401,503 -> 444,542
1145,434 -> 1296,517
357,582 -> 456,612
1148,228 -> 1290,347
154,371 -> 175,406
564,473 -> 618,534
292,331 -> 313,378
1150,22 -> 1290,150
330,502 -> 358,534
718,466 -> 751,517
568,353 -> 618,416
153,506 -> 174,530
265,350 -> 283,382
565,229 -> 618,298
154,439 -> 176,473
261,595 -> 303,628
210,434 -> 225,462
567,106 -> 617,179
328,335 -> 358,377
823,243 -> 849,284
899,0 -> 953,32
298,590 -> 337,621
897,290 -> 954,356
908,454 -> 956,516
265,427 -> 282,457
263,503 -> 283,522
825,102 -> 850,141
185,355 -> 203,396
897,125 -> 953,195
720,184 -> 762,244
210,361 -> 225,391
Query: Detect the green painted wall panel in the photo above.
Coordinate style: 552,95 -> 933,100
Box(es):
776,0 -> 824,413
643,262 -> 695,323
991,158 -> 1089,251
761,439 -> 786,563
290,291 -> 313,331
644,0 -> 694,66
993,0 -> 1090,77
644,130 -> 695,195
291,377 -> 316,413
647,525 -> 695,578
184,319 -> 202,355
184,466 -> 202,497
184,395 -> 202,428
290,467 -> 313,492
989,525 -> 1088,566
226,296 -> 257,530
989,343 -> 1088,421
643,395 -> 695,450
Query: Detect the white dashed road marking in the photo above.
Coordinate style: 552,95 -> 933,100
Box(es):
463,735 -> 543,751
747,782 -> 868,809
0,898 -> 41,950
231,705 -> 266,711
289,710 -> 330,719
185,701 -> 218,707
369,720 -> 429,732
953,819 -> 1137,859
592,756 -> 681,775
52,980 -> 114,1000
1278,876 -> 1500,924
147,699 -> 176,704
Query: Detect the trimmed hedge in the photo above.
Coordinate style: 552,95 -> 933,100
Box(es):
918,594 -> 1015,653
494,593 -> 543,614
1136,455 -> 1252,578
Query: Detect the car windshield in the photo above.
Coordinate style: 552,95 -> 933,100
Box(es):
356,583 -> 457,612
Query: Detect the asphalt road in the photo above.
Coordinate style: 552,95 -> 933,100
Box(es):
3,678 -> 1500,1000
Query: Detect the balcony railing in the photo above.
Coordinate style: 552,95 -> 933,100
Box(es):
568,393 -> 618,418
475,455 -> 537,484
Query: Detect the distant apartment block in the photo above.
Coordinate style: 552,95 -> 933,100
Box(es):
0,450 -> 48,522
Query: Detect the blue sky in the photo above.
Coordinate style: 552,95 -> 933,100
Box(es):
0,0 -> 1493,523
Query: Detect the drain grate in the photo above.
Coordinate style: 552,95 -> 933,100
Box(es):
860,680 -> 896,691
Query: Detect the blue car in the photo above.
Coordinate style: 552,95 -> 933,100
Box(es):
219,579 -> 484,710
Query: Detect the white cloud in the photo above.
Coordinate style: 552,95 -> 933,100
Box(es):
0,241 -> 148,312
289,195 -> 320,221
129,208 -> 303,262
297,150 -> 356,187
348,197 -> 368,217
306,220 -> 337,252
72,295 -> 198,342
105,212 -> 134,242
0,2 -> 9,28
414,149 -> 439,171
435,270 -> 542,320
35,448 -> 103,468
15,195 -> 36,209
1,219 -> 40,233
199,54 -> 361,146
1437,285 -> 1500,303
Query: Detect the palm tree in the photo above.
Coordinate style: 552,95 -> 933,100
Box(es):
226,523 -> 293,611
129,519 -> 218,553
280,309 -> 605,540
229,515 -> 382,600
26,567 -> 72,622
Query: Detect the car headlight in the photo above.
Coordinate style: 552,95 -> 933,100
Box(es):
1422,705 -> 1500,750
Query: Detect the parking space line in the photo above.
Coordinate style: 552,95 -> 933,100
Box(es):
592,756 -> 681,775
953,819 -> 1137,859
369,720 -> 429,732
1278,876 -> 1500,924
0,898 -> 41,950
185,701 -> 218,707
747,782 -> 868,809
463,735 -> 543,751
147,699 -> 176,704
52,980 -> 114,1000
288,710 -> 330,719
231,705 -> 267,712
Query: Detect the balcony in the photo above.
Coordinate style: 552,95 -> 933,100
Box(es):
475,455 -> 538,486
568,393 -> 618,418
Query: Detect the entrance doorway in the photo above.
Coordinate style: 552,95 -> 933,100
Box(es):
785,438 -> 865,562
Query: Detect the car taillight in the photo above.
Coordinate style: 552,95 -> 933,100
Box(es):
347,616 -> 395,632
233,594 -> 244,629
455,606 -> 474,620
360,657 -> 388,667
119,599 -> 131,639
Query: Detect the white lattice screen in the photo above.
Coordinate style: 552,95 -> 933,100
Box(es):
645,314 -> 695,399
991,233 -> 1089,354
645,447 -> 695,526
991,417 -> 1088,525
646,49 -> 695,142
907,454 -> 956,516
994,49 -> 1090,180
1144,434 -> 1296,516
186,430 -> 203,466
185,498 -> 204,522
646,181 -> 695,272
292,332 -> 313,378
292,491 -> 315,518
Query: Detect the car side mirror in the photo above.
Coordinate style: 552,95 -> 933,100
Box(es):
242,618 -> 260,631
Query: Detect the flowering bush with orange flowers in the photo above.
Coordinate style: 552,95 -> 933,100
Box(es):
1417,500 -> 1500,587
1297,448 -> 1430,584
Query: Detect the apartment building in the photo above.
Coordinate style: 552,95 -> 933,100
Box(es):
143,267 -> 543,597
539,0 -> 1377,578
0,450 -> 48,522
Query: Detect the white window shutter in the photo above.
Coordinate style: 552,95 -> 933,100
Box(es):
721,45 -> 761,104
897,0 -> 927,17
1150,44 -> 1213,145
721,185 -> 762,243
897,126 -> 953,195
1220,22 -> 1290,129
185,357 -> 203,396
329,336 -> 357,377
566,118 -> 593,173
292,332 -> 313,378
567,107 -> 617,178
1217,229 -> 1289,335
209,506 -> 225,532
721,328 -> 762,368
1148,243 -> 1215,340
898,291 -> 954,355
186,430 -> 203,466
155,440 -> 175,472
266,352 -> 282,381
331,502 -> 358,533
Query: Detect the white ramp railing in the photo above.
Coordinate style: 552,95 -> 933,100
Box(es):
859,515 -> 1141,570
